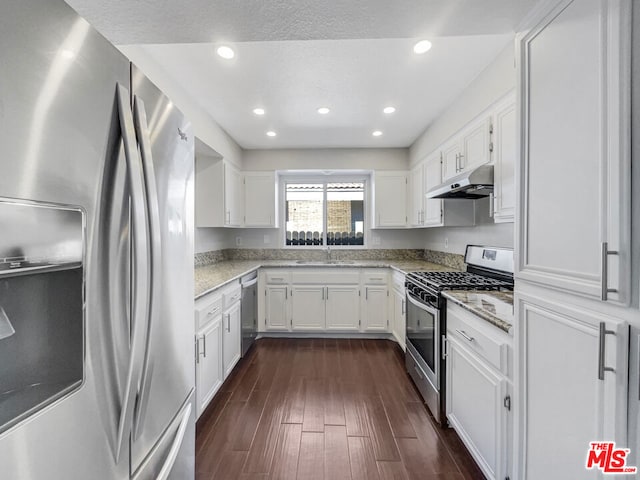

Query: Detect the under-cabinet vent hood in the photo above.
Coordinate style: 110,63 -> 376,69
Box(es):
426,164 -> 494,199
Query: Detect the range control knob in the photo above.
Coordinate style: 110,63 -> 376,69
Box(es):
451,183 -> 460,189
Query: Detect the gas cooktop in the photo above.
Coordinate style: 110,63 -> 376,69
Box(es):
406,270 -> 513,292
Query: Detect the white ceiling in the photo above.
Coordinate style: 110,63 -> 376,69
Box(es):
66,0 -> 536,149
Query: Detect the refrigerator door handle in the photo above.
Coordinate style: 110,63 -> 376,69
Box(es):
156,401 -> 192,480
131,95 -> 164,440
115,84 -> 151,464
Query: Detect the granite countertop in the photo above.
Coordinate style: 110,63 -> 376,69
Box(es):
195,259 -> 454,299
442,290 -> 514,334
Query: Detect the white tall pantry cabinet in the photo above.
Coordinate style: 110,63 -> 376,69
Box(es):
515,0 -> 632,478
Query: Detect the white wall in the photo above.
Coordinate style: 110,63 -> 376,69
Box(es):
243,148 -> 409,171
118,46 -> 245,254
409,42 -> 516,254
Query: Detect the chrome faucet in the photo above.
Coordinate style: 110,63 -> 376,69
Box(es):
326,246 -> 331,261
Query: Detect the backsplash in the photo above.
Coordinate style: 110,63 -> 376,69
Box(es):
423,249 -> 466,270
195,248 -> 463,269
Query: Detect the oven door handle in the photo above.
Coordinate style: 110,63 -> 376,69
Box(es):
406,292 -> 439,316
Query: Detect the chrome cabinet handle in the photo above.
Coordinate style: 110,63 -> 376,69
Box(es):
441,335 -> 447,359
456,329 -> 474,342
601,242 -> 619,301
401,299 -> 405,315
458,153 -> 465,170
598,322 -> 616,380
226,313 -> 231,332
489,193 -> 494,218
202,334 -> 207,358
114,84 -> 150,464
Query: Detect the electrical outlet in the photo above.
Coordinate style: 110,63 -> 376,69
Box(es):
444,237 -> 449,249
263,234 -> 270,244
235,236 -> 242,246
372,235 -> 381,246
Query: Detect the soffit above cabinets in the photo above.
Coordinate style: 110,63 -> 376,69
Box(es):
65,0 -> 536,149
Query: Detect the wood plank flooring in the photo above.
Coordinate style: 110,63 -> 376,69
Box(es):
196,338 -> 485,480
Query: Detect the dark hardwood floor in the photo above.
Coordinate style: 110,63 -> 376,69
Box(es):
196,338 -> 485,480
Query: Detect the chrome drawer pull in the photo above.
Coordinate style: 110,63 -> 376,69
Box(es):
456,329 -> 474,342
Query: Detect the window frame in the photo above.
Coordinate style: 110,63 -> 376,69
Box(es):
280,174 -> 369,249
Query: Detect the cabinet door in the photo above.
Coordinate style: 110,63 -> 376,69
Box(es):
222,302 -> 241,378
196,319 -> 223,418
291,286 -> 325,330
224,162 -> 243,227
392,288 -> 406,349
424,154 -> 444,227
517,0 -> 631,302
361,286 -> 388,331
460,115 -> 491,172
441,141 -> 461,181
492,95 -> 516,223
265,285 -> 289,330
409,163 -> 424,227
517,293 -> 629,480
373,172 -> 407,228
244,172 -> 276,227
326,286 -> 360,331
446,337 -> 508,480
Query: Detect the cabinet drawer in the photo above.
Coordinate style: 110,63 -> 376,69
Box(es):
447,303 -> 509,375
291,269 -> 360,285
195,294 -> 223,330
362,270 -> 388,285
265,271 -> 290,284
391,271 -> 405,291
221,282 -> 242,308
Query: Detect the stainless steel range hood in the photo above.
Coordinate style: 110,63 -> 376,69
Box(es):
426,164 -> 494,199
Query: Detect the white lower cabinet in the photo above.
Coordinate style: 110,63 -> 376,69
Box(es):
222,299 -> 241,378
516,292 -> 629,480
391,287 -> 406,350
361,285 -> 388,332
326,286 -> 360,331
447,337 -> 508,480
446,302 -> 512,480
195,318 -> 223,418
265,285 -> 289,330
291,285 -> 326,330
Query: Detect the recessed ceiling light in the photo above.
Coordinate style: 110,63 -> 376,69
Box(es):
216,45 -> 235,60
317,107 -> 330,115
60,49 -> 76,60
372,130 -> 383,137
383,106 -> 396,114
413,40 -> 432,54
266,131 -> 277,137
253,108 -> 265,115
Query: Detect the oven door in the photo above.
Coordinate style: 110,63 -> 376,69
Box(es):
405,292 -> 440,389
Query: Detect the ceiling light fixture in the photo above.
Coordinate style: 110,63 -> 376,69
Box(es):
413,40 -> 432,54
372,130 -> 383,137
216,45 -> 235,60
266,131 -> 277,137
383,106 -> 396,114
317,107 -> 330,115
253,108 -> 265,115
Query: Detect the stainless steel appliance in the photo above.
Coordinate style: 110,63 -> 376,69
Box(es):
0,1 -> 195,478
241,271 -> 258,356
405,245 -> 514,425
426,164 -> 494,199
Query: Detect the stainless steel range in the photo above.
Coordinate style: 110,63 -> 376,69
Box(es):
405,245 -> 514,426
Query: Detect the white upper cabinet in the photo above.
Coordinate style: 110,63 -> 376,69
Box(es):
423,153 -> 444,227
491,93 -> 516,223
224,162 -> 243,227
441,114 -> 492,181
244,171 -> 277,228
372,171 -> 408,228
516,0 -> 631,303
409,163 -> 425,227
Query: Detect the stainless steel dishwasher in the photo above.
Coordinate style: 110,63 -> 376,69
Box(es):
240,271 -> 258,356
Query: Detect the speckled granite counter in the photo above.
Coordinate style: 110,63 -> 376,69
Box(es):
443,290 -> 514,333
195,259 -> 454,299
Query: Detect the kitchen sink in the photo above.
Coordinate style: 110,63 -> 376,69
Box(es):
295,260 -> 356,265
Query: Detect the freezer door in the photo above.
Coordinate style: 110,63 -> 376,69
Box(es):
129,64 -> 196,475
0,1 -> 132,478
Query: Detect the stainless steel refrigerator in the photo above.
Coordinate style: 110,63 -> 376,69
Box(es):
0,1 -> 195,478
